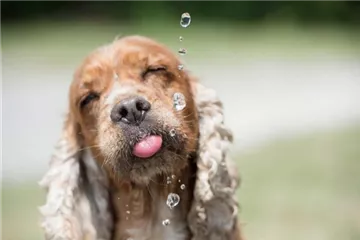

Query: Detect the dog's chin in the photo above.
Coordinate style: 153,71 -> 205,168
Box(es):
108,126 -> 189,185
112,149 -> 189,186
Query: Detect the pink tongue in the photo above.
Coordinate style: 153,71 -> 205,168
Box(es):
133,135 -> 163,158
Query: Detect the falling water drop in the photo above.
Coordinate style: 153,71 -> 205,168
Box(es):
179,36 -> 183,42
178,179 -> 181,183
167,176 -> 172,184
178,48 -> 187,56
180,12 -> 191,28
180,184 -> 186,190
166,193 -> 180,209
173,92 -> 186,111
178,64 -> 184,70
169,129 -> 176,137
162,219 -> 171,226
171,174 -> 176,179
126,210 -> 131,214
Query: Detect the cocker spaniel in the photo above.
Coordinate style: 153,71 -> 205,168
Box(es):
39,36 -> 243,240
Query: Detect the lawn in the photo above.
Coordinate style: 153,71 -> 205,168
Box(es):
2,124 -> 360,240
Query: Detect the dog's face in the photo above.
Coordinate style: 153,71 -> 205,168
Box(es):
69,36 -> 199,184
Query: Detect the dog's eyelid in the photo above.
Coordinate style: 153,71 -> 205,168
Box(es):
148,65 -> 167,71
79,92 -> 100,109
142,65 -> 167,78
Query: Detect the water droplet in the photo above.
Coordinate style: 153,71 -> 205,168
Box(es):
180,12 -> 191,28
126,204 -> 129,208
167,176 -> 172,184
178,179 -> 181,183
162,219 -> 171,226
180,184 -> 186,190
173,92 -> 186,111
126,216 -> 129,220
170,129 -> 176,137
178,64 -> 184,70
171,174 -> 176,179
166,193 -> 180,209
178,48 -> 187,56
179,36 -> 183,42
126,210 -> 130,214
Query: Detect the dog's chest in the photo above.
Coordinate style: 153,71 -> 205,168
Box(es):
118,201 -> 189,240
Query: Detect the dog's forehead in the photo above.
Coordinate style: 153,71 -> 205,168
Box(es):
113,38 -> 178,66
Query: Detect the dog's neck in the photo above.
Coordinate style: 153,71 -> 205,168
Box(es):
109,164 -> 196,240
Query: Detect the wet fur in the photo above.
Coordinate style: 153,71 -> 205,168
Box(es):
39,36 -> 243,240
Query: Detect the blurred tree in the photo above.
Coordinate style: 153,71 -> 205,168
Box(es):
1,1 -> 360,25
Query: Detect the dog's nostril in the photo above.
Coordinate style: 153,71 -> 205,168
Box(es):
110,96 -> 151,125
136,99 -> 151,112
119,107 -> 128,118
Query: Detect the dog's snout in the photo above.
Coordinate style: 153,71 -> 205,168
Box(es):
110,96 -> 151,125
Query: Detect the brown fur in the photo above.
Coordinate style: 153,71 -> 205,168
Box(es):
40,35 -> 243,240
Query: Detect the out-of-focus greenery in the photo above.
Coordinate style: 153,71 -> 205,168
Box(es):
2,20 -> 360,67
2,125 -> 360,240
2,1 -> 360,25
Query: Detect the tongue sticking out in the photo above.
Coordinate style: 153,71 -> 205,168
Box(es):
133,135 -> 163,158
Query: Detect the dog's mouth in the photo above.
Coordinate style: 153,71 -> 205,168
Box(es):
121,123 -> 185,161
106,123 -> 190,183
132,135 -> 163,158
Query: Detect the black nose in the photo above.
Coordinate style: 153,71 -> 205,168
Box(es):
110,96 -> 151,125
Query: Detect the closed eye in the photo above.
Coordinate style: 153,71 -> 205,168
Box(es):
142,66 -> 167,78
80,92 -> 99,109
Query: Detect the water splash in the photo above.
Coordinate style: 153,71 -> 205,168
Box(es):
170,129 -> 176,137
180,12 -> 191,28
173,92 -> 186,111
178,48 -> 187,55
166,193 -> 180,209
180,184 -> 186,190
162,219 -> 171,226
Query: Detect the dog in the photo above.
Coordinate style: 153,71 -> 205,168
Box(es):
39,36 -> 243,240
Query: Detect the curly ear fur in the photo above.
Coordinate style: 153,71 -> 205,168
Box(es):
188,79 -> 242,240
39,112 -> 113,240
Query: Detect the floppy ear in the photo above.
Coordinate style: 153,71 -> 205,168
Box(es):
188,78 -> 243,240
39,111 -> 113,240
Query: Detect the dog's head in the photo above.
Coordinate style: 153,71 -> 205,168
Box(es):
68,36 -> 199,184
40,35 -> 241,240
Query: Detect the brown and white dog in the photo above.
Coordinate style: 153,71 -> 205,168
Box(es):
39,36 -> 243,240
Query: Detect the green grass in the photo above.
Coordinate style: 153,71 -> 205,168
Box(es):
2,124 -> 360,240
2,183 -> 45,240
2,20 -> 360,67
235,125 -> 360,240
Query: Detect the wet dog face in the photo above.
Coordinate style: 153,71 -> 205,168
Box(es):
70,36 -> 199,184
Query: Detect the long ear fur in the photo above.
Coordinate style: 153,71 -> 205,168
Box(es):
188,79 -> 242,240
39,112 -> 113,240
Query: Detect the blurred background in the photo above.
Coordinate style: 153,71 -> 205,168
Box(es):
2,1 -> 360,240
